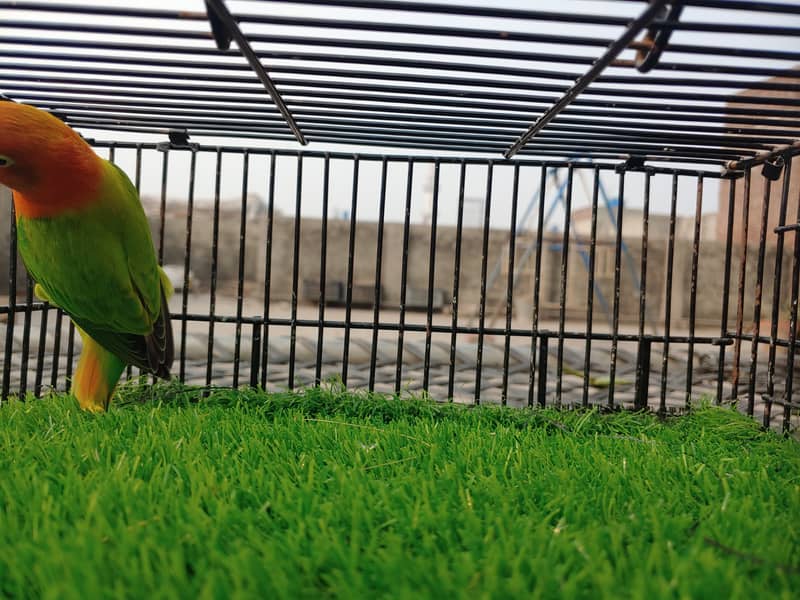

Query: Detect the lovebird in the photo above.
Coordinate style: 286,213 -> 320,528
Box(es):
0,101 -> 174,411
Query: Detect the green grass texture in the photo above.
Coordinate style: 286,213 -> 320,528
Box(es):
1,383 -> 798,599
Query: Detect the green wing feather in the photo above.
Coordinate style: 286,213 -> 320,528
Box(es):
17,161 -> 173,376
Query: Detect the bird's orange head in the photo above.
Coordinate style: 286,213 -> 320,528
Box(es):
0,101 -> 103,218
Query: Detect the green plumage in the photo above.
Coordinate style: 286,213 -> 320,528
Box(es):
16,161 -> 173,376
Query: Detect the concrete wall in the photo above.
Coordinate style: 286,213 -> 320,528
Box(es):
3,187 -> 798,332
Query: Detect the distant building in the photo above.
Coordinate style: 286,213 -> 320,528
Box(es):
716,68 -> 800,247
571,205 -> 716,242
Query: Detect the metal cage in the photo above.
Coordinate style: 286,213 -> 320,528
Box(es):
1,0 -> 799,432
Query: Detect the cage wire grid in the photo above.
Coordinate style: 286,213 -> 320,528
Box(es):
1,0 -> 799,431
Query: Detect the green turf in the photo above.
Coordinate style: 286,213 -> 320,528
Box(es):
0,383 -> 798,599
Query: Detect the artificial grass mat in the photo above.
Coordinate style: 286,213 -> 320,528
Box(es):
0,384 -> 798,599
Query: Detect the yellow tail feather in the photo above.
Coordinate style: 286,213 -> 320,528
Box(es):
72,327 -> 126,412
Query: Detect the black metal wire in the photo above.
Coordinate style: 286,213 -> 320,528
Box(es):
3,0 -> 798,164
731,168 -> 752,400
659,174 -> 679,415
583,167 -> 601,408
474,162 -> 494,403
341,158 -> 360,386
500,164 -> 520,406
315,155 -> 331,386
288,154 -> 304,390
368,158 -> 388,392
448,161 -> 467,401
607,172 -> 626,408
205,149 -> 223,388
179,150 -> 197,383
527,167 -> 547,408
260,151 -> 277,388
686,175 -> 704,407
764,159 -> 792,427
2,206 -> 17,401
555,167 -> 574,408
422,161 -> 441,393
232,151 -> 250,388
747,173 -> 772,415
395,160 -> 414,394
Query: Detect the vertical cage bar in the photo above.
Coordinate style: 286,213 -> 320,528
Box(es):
158,149 -> 169,266
659,174 -> 679,415
205,149 -> 223,387
555,166 -> 574,408
528,167 -> 547,407
288,154 -> 303,390
133,145 -> 142,189
128,145 -> 143,381
607,170 -> 626,409
423,160 -> 441,392
395,160 -> 414,394
261,151 -> 277,388
783,162 -> 800,434
18,277 -> 33,397
474,161 -> 494,404
65,321 -> 75,391
634,171 -> 652,411
764,158 -> 792,427
342,157 -> 360,386
34,297 -> 49,397
537,335 -> 549,408
369,158 -> 388,392
49,309 -> 63,391
582,167 -> 601,408
634,340 -> 652,411
501,164 -> 520,406
685,175 -> 704,407
448,161 -> 467,401
2,205 -> 17,401
732,168 -> 752,400
108,145 -> 128,381
747,173 -> 773,416
716,178 -> 737,404
250,322 -> 261,388
315,154 -> 331,386
179,150 -> 197,383
232,151 -> 250,388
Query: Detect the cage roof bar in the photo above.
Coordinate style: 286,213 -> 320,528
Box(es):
6,31 -> 799,80
203,0 -> 306,145
26,101 -> 794,146
507,0 -> 672,159
6,0 -> 798,31
56,111 -> 771,153
2,0 -> 797,165
4,80 -> 798,129
8,13 -> 800,63
14,94 -> 800,138
5,69 -> 798,113
14,91 -> 799,142
6,49 -> 800,94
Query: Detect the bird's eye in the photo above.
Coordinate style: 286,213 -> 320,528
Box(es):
0,155 -> 13,168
